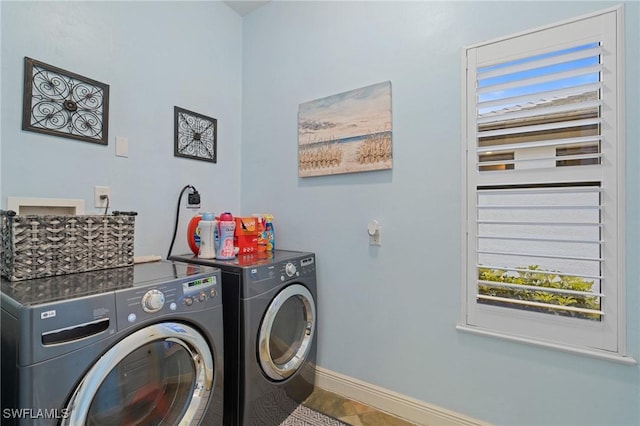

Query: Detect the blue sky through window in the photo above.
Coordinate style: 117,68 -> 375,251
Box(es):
477,42 -> 600,106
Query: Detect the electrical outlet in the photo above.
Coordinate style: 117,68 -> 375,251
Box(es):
187,192 -> 201,209
367,220 -> 382,246
94,186 -> 111,208
369,229 -> 382,246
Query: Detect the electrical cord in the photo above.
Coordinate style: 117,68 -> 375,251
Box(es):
167,185 -> 199,259
100,194 -> 110,215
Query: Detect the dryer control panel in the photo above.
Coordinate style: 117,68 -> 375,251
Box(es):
300,256 -> 315,272
243,255 -> 317,283
279,255 -> 315,282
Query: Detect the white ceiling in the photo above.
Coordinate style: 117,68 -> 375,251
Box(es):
224,1 -> 270,16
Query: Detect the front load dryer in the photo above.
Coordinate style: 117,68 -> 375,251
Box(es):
1,261 -> 224,425
169,250 -> 317,425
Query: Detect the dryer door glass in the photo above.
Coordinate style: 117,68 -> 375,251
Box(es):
62,323 -> 215,426
258,284 -> 316,381
270,297 -> 306,365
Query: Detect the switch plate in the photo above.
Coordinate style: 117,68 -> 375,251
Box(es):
115,136 -> 128,157
94,186 -> 111,208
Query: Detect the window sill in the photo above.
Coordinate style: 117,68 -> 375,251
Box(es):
456,324 -> 637,365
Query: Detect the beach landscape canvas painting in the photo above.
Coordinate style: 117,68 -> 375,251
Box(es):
298,81 -> 392,177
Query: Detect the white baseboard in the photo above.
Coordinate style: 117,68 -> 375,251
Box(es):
314,366 -> 491,426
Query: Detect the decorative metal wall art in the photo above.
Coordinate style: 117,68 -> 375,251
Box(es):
22,57 -> 109,145
174,106 -> 217,163
298,81 -> 393,177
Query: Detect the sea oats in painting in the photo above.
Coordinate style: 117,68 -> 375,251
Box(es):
298,81 -> 392,177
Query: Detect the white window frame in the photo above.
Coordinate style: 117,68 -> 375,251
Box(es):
458,5 -> 633,363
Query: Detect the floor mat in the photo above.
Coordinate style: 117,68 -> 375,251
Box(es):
279,404 -> 349,426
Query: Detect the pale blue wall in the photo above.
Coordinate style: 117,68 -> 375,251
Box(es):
1,1 -> 243,256
2,1 -> 639,425
240,2 -> 640,425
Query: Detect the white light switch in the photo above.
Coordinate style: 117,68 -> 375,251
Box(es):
116,136 -> 128,157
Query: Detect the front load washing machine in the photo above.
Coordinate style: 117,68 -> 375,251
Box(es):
169,250 -> 317,426
1,261 -> 224,425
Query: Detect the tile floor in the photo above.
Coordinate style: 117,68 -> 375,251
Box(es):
303,387 -> 418,426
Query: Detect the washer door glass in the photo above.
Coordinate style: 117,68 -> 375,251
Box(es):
87,340 -> 195,425
63,323 -> 214,426
258,284 -> 316,381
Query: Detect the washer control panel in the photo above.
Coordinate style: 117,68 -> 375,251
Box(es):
115,271 -> 220,329
181,275 -> 218,307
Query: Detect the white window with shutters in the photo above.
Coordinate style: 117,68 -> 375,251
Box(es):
459,6 -> 630,360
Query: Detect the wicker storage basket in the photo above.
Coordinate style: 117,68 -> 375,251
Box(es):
1,210 -> 135,281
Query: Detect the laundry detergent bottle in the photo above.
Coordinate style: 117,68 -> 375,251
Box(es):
187,214 -> 202,255
264,214 -> 275,251
217,212 -> 236,259
198,212 -> 216,259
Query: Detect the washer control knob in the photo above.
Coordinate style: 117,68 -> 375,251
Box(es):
199,292 -> 207,302
184,297 -> 193,306
285,262 -> 297,277
210,288 -> 217,298
141,289 -> 165,313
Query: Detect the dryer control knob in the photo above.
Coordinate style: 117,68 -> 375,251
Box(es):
142,289 -> 165,313
285,262 -> 297,277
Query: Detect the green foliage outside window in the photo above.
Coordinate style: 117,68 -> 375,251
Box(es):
478,265 -> 600,320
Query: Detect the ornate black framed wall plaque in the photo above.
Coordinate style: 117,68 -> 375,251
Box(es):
22,57 -> 109,145
174,106 -> 217,163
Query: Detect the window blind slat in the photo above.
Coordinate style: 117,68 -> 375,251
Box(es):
476,264 -> 603,280
477,99 -> 602,125
478,235 -> 602,244
478,280 -> 604,298
477,220 -> 601,226
478,204 -> 601,210
477,186 -> 601,195
476,295 -> 604,316
478,64 -> 602,95
477,135 -> 600,153
477,82 -> 601,110
477,117 -> 600,139
477,249 -> 601,262
478,153 -> 602,169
